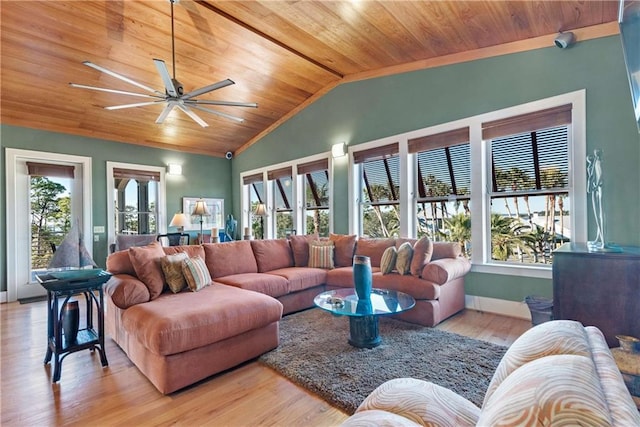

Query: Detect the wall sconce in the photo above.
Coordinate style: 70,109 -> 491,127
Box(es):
332,142 -> 346,158
169,212 -> 189,232
254,203 -> 267,239
191,199 -> 211,243
167,163 -> 182,175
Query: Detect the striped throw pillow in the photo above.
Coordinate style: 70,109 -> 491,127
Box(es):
308,241 -> 335,269
181,256 -> 212,292
380,246 -> 397,274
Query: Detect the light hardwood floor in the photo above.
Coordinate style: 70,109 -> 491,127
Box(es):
0,300 -> 530,426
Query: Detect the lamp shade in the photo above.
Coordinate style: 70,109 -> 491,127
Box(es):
191,200 -> 211,216
169,213 -> 189,228
254,203 -> 267,216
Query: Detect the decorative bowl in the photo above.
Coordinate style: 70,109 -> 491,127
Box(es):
615,335 -> 640,353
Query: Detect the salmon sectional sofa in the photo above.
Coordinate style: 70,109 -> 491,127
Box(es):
104,235 -> 470,394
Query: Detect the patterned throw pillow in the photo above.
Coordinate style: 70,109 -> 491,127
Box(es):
380,246 -> 397,275
161,252 -> 188,293
308,241 -> 335,269
395,242 -> 414,275
181,256 -> 212,292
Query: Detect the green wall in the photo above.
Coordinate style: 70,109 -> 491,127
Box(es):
232,35 -> 640,302
1,126 -> 232,292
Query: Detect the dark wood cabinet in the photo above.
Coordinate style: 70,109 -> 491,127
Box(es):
553,243 -> 640,348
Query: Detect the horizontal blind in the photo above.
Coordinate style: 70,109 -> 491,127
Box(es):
417,143 -> 470,198
243,173 -> 263,185
297,158 -> 328,175
26,162 -> 75,178
113,168 -> 160,181
267,167 -> 292,181
482,104 -> 572,140
408,127 -> 470,153
353,143 -> 399,164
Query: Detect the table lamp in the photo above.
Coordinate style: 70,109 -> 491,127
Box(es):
254,203 -> 267,239
169,212 -> 189,232
191,199 -> 210,244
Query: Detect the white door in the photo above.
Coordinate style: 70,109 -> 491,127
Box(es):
5,149 -> 93,302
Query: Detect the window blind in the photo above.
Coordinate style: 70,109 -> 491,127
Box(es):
113,168 -> 160,182
297,158 -> 328,175
26,162 -> 75,179
267,167 -> 292,181
482,104 -> 572,140
353,143 -> 399,164
408,127 -> 470,153
243,173 -> 264,185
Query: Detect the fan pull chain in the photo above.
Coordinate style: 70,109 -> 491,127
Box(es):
171,0 -> 176,79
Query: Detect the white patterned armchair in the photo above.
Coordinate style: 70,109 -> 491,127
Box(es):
341,320 -> 640,426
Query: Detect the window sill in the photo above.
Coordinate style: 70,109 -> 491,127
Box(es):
470,262 -> 552,279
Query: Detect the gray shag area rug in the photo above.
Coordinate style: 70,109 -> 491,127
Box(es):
259,308 -> 506,415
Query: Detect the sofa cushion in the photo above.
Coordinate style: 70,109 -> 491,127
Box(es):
395,242 -> 413,275
479,355 -> 612,427
266,267 -> 328,293
121,283 -> 283,356
128,241 -> 166,300
309,241 -> 335,269
410,236 -> 433,277
203,241 -> 258,278
161,252 -> 188,293
214,273 -> 289,298
104,274 -> 150,309
330,233 -> 357,267
289,234 -> 318,267
326,266 -> 381,288
356,238 -> 396,267
251,239 -> 294,272
163,245 -> 205,260
372,272 -> 439,300
380,247 -> 397,274
395,238 -> 417,249
182,256 -> 212,292
106,249 -> 136,276
432,242 -> 462,260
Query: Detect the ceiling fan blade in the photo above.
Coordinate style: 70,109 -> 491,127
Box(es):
69,83 -> 163,99
181,79 -> 235,100
190,104 -> 245,123
155,103 -> 176,124
104,100 -> 166,110
153,59 -> 178,97
82,61 -> 164,96
177,104 -> 209,127
186,99 -> 258,108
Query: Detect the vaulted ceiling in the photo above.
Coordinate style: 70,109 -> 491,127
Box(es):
1,1 -> 620,158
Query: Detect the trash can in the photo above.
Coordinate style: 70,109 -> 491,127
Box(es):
525,295 -> 553,326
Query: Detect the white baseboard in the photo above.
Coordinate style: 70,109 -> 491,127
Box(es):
0,291 -> 7,303
465,295 -> 531,320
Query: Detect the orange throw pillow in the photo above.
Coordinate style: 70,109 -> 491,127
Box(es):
330,233 -> 357,267
411,236 -> 434,277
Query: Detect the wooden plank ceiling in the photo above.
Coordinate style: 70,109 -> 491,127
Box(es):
1,1 -> 619,158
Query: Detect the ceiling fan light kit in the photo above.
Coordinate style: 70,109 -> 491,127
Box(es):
69,0 -> 257,128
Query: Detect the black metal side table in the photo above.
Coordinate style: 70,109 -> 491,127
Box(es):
36,269 -> 112,382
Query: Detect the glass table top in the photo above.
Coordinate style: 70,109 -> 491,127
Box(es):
314,288 -> 415,317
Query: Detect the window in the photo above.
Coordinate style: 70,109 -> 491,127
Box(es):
484,105 -> 572,264
107,162 -> 166,247
243,173 -> 265,238
348,91 -> 586,276
298,158 -> 330,236
409,128 -> 471,255
354,143 -> 400,237
268,167 -> 293,238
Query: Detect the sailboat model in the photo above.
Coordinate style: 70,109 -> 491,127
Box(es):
47,222 -> 101,281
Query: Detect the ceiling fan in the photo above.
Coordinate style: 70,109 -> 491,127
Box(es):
69,0 -> 257,128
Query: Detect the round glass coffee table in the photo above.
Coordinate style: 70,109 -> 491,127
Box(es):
314,288 -> 415,348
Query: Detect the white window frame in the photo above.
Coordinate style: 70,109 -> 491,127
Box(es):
348,90 -> 587,279
106,162 -> 166,247
240,151 -> 333,239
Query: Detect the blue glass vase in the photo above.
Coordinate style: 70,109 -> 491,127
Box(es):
353,255 -> 372,300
